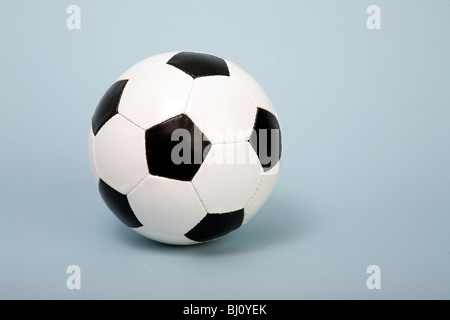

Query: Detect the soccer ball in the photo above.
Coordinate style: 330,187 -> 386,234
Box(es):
88,51 -> 282,245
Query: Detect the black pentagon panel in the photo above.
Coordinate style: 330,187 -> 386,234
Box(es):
185,209 -> 244,242
249,108 -> 282,171
167,52 -> 230,79
98,179 -> 143,228
91,80 -> 128,135
146,114 -> 211,181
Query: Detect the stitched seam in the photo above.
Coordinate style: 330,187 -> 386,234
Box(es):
134,224 -> 197,240
202,142 -> 261,174
184,76 -> 257,144
190,180 -> 210,215
90,129 -> 100,181
183,78 -> 195,114
110,114 -> 148,194
230,75 -> 260,110
244,174 -> 265,209
125,173 -> 150,197
117,113 -> 146,132
203,133 -> 253,145
243,158 -> 282,210
209,140 -> 253,147
123,58 -> 175,81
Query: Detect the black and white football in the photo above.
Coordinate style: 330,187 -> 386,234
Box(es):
88,51 -> 282,245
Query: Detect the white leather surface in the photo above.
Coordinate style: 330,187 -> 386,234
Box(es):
88,128 -> 99,184
128,175 -> 207,234
118,64 -> 193,130
94,114 -> 149,194
192,142 -> 263,213
134,227 -> 199,246
227,60 -> 277,117
186,76 -> 257,144
116,51 -> 180,81
243,160 -> 281,224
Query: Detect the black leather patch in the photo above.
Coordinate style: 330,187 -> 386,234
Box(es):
146,114 -> 211,181
249,108 -> 282,171
98,179 -> 143,228
167,52 -> 230,79
92,80 -> 128,136
185,209 -> 244,242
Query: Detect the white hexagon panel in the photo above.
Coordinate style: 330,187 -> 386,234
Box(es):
116,51 -> 180,81
226,60 -> 278,117
93,114 -> 148,195
242,160 -> 282,225
186,76 -> 257,144
191,142 -> 263,214
128,175 -> 206,235
118,64 -> 193,130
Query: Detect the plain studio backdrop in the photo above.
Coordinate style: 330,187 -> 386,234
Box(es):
0,1 -> 449,299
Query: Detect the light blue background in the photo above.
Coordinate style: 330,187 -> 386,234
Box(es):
1,1 -> 449,299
